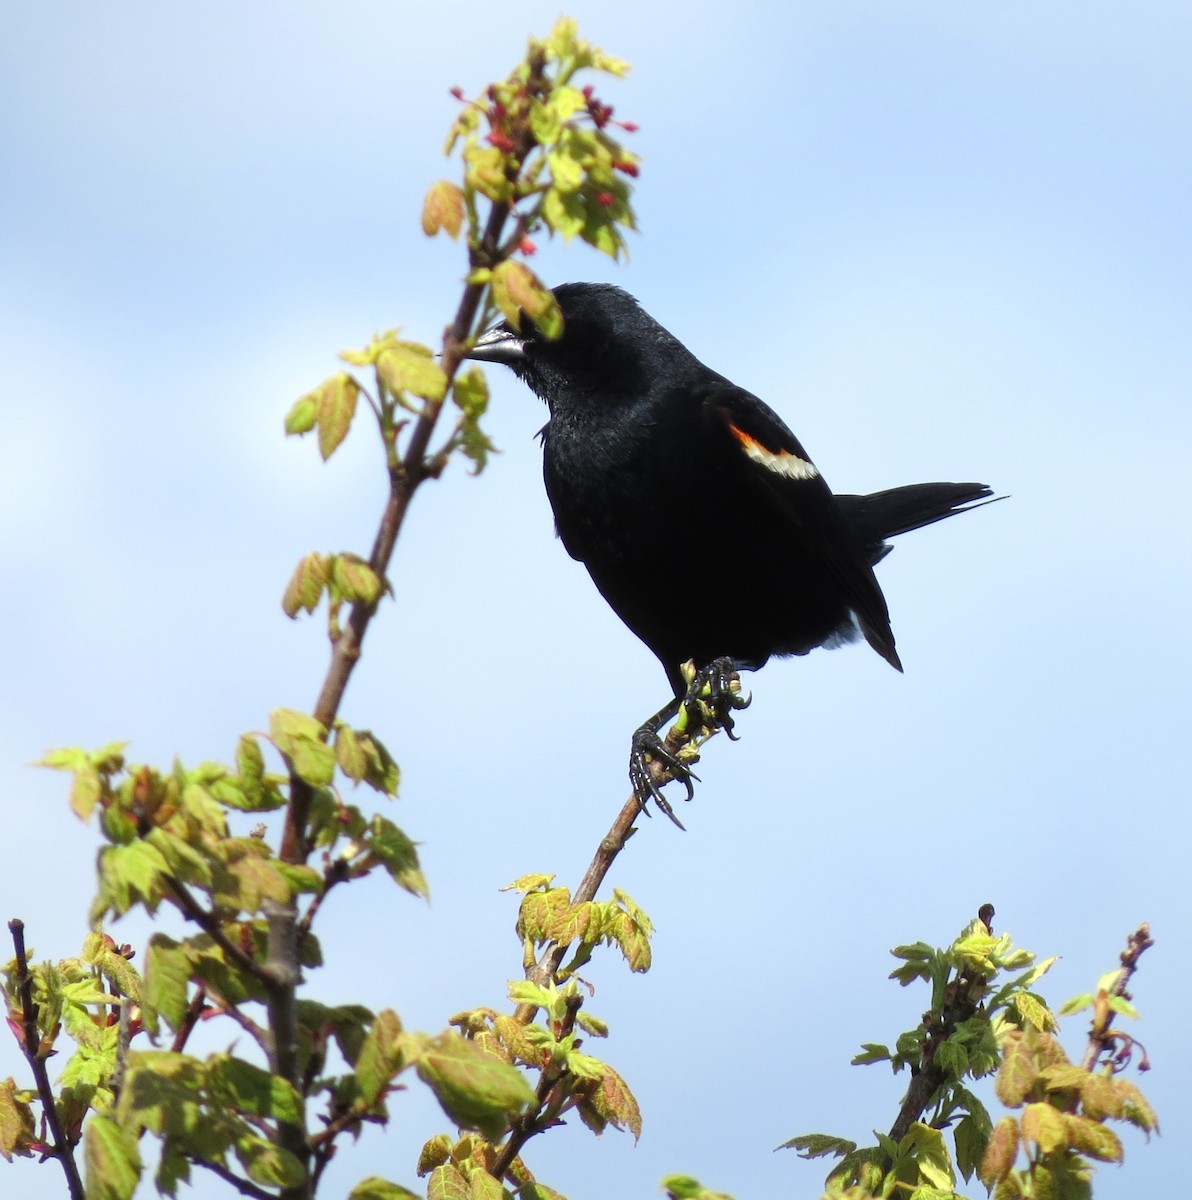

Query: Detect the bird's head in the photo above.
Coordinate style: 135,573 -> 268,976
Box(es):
467,282 -> 689,406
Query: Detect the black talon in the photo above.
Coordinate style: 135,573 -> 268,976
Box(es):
626,657 -> 747,827
630,707 -> 695,830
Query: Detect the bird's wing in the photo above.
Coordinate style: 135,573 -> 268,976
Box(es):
701,386 -> 903,671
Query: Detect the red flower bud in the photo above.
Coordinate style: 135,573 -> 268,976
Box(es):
596,191 -> 615,207
519,237 -> 538,256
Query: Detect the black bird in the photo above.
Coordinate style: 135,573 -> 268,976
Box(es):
470,282 -> 994,821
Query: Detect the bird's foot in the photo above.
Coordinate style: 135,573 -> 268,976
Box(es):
627,659 -> 749,828
680,656 -> 751,740
630,719 -> 697,830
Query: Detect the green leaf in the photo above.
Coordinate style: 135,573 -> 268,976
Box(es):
493,1014 -> 542,1065
207,1054 -> 303,1125
1013,991 -> 1058,1032
84,1115 -> 142,1200
778,1132 -> 856,1159
0,1077 -> 36,1161
356,1010 -> 411,1107
577,1060 -> 640,1142
350,1178 -> 421,1200
143,935 -> 191,1033
467,1170 -> 505,1200
1078,1072 -> 1121,1120
1113,1078 -> 1159,1133
71,763 -> 104,821
450,366 -> 497,473
214,840 -> 292,911
889,962 -> 931,987
335,723 -> 368,782
903,1122 -> 954,1191
1057,992 -> 1094,1016
1039,1063 -> 1090,1094
661,1175 -> 734,1200
1021,1102 -> 1068,1153
608,909 -> 648,970
575,1010 -> 608,1039
519,1185 -> 568,1200
851,1043 -> 891,1066
330,553 -> 385,607
235,1134 -> 306,1188
502,873 -> 555,893
953,1112 -> 989,1183
98,839 -> 171,916
891,941 -> 935,962
416,1032 -> 535,1138
994,1030 -> 1035,1108
315,372 -> 360,460
378,342 -> 448,402
490,261 -> 562,338
284,393 -> 318,435
283,551 -> 330,617
364,815 -> 426,897
465,144 -> 514,203
517,888 -> 571,942
507,980 -> 558,1012
416,1133 -> 453,1175
421,180 -> 465,239
427,1164 -> 470,1200
1108,994 -> 1140,1019
269,708 -> 335,787
1064,1113 -> 1123,1162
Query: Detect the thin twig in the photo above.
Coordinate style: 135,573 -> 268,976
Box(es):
163,878 -> 272,987
207,990 -> 271,1048
171,986 -> 209,1053
7,919 -> 85,1200
512,712 -> 712,1022
193,1156 -> 275,1200
295,867 -> 347,946
1082,923 -> 1153,1072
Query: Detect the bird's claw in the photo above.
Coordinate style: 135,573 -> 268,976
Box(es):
629,725 -> 698,830
683,656 -> 750,739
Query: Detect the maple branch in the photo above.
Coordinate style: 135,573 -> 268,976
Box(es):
7,919 -> 85,1200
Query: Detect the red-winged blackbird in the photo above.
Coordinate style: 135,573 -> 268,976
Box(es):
470,282 -> 994,822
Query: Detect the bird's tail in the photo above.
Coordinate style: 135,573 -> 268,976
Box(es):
837,483 -> 999,564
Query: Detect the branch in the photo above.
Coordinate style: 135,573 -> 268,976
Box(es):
493,990 -> 584,1178
512,708 -> 721,1022
887,903 -> 996,1144
1082,922 -> 1153,1072
163,877 -> 273,988
7,919 -> 85,1200
193,1156 -> 276,1200
261,54 -> 552,1200
170,985 -> 209,1054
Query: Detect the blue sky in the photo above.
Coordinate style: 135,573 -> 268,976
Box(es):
3,4 -> 1189,1197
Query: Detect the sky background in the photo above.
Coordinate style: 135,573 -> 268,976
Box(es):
3,3 -> 1189,1198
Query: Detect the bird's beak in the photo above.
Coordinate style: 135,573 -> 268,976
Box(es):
467,326 -> 527,366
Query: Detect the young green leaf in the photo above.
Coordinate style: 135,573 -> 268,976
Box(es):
84,1115 -> 142,1200
0,1078 -> 36,1161
283,551 -> 330,617
978,1118 -> 1020,1188
415,1032 -> 535,1139
421,180 -> 465,239
316,372 -> 361,460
